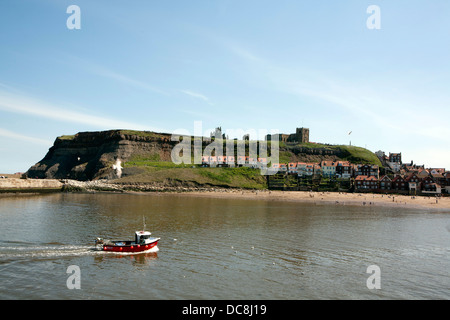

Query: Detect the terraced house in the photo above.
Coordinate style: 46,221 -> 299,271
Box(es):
355,175 -> 378,190
321,161 -> 337,178
379,175 -> 392,191
335,161 -> 352,178
355,164 -> 379,179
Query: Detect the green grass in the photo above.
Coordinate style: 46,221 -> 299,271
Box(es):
119,160 -> 267,189
293,142 -> 333,149
335,145 -> 382,166
125,154 -> 163,165
197,167 -> 266,188
283,142 -> 381,166
58,135 -> 75,140
118,130 -> 165,138
278,151 -> 293,163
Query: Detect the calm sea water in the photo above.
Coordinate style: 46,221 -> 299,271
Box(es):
0,192 -> 449,300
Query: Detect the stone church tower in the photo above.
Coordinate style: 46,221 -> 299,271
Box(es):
295,127 -> 309,143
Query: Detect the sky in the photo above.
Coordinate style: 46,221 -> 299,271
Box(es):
1,0 -> 450,173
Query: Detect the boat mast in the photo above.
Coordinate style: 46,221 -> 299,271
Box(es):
143,215 -> 146,232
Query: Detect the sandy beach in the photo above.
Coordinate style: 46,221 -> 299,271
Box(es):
2,177 -> 449,211
178,189 -> 450,211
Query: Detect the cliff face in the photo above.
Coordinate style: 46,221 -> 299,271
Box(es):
25,130 -> 175,181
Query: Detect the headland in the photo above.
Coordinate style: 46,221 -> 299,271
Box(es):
1,129 -> 447,211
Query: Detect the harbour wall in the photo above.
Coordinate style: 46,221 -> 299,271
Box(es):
0,178 -> 63,192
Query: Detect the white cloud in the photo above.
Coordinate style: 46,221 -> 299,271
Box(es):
0,88 -> 163,132
228,45 -> 265,63
95,68 -> 169,96
0,128 -> 52,146
181,89 -> 214,105
63,55 -> 169,96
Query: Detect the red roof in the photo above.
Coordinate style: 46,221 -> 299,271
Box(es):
355,175 -> 378,181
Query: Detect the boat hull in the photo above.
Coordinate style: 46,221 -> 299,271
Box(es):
102,239 -> 159,253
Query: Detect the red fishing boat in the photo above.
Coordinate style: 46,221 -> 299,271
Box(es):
95,230 -> 160,253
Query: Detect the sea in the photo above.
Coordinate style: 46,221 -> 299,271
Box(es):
0,192 -> 449,300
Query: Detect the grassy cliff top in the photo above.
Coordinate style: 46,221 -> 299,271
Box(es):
334,145 -> 382,166
57,129 -> 165,139
279,143 -> 382,166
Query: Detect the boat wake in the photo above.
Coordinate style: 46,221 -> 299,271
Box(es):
0,241 -> 160,263
0,242 -> 101,261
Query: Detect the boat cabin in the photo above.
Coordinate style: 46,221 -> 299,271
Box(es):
135,231 -> 152,245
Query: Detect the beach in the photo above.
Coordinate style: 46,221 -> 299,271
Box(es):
179,189 -> 450,211
2,177 -> 449,210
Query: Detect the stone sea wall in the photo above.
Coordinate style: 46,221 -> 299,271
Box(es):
0,178 -> 63,192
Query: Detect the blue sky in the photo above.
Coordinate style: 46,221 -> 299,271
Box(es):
1,0 -> 450,172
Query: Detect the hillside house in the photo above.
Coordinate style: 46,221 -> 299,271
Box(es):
313,164 -> 322,176
248,157 -> 258,167
209,156 -> 218,167
297,163 -> 307,176
417,169 -> 430,180
217,156 -> 226,166
272,163 -> 287,173
375,150 -> 385,161
321,161 -> 336,178
389,153 -> 402,163
226,156 -> 235,167
298,163 -> 315,176
444,172 -> 450,193
288,162 -> 297,174
387,161 -> 401,173
258,158 -> 268,168
335,161 -> 352,178
355,175 -> 379,190
421,176 -> 439,192
379,175 -> 392,191
202,156 -> 210,166
391,175 -> 407,191
422,182 -> 442,194
430,168 -> 445,175
405,172 -> 421,194
430,172 -> 445,186
355,164 -> 379,178
237,156 -> 247,166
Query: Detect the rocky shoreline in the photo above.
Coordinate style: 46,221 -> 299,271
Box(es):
61,179 -> 216,193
